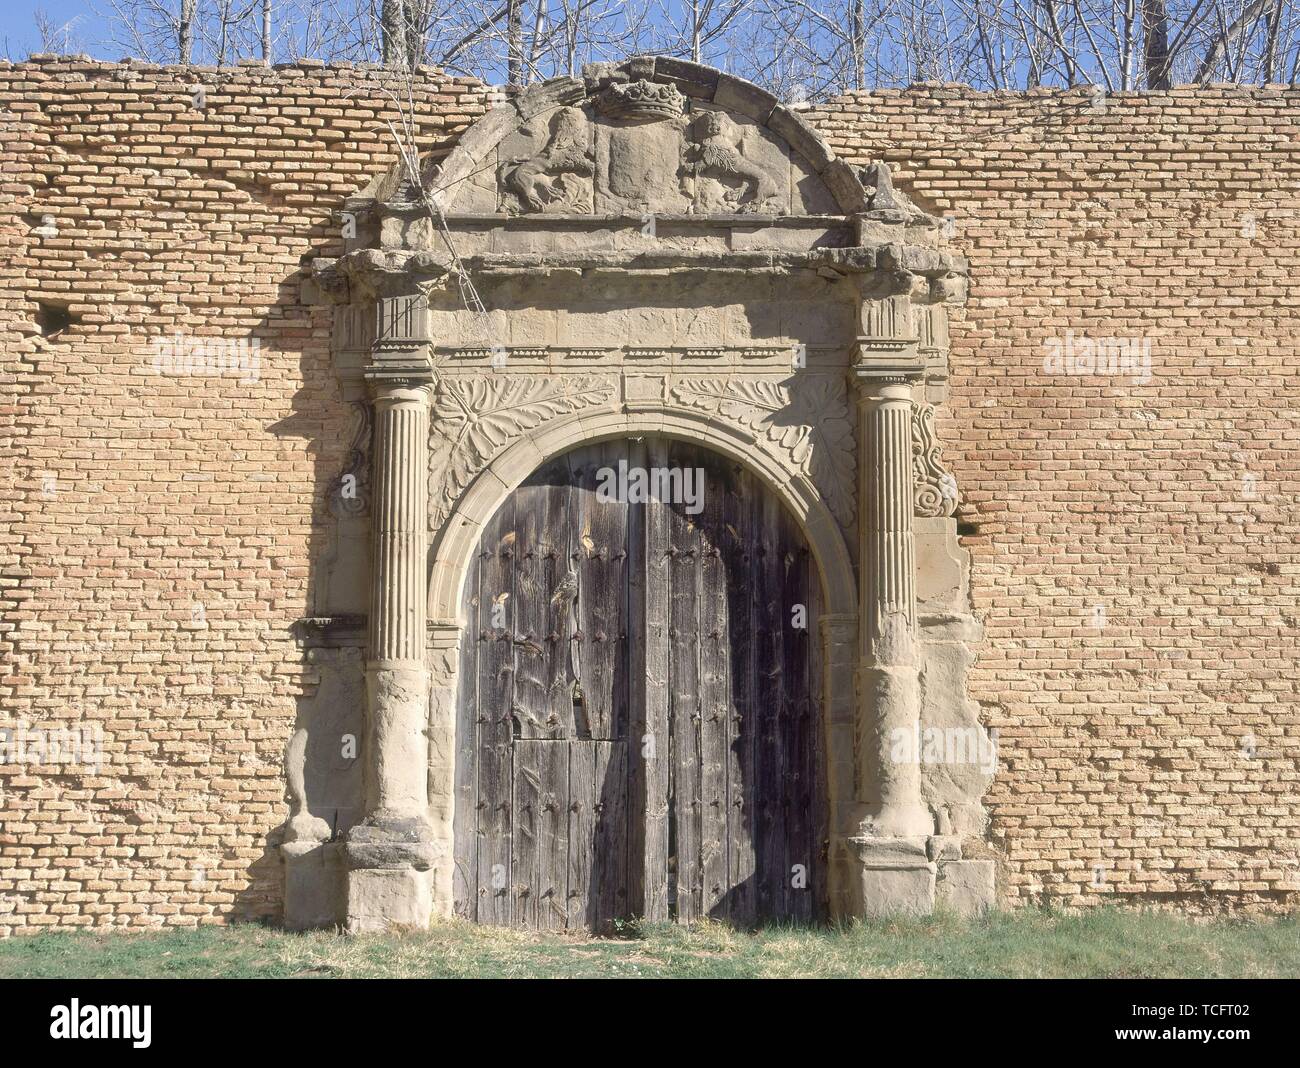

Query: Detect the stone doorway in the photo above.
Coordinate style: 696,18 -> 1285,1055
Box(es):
453,437 -> 826,930
289,57 -> 994,933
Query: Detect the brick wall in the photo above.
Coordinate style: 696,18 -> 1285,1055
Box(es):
1,59 -> 1295,930
0,57 -> 493,932
811,84 -> 1300,911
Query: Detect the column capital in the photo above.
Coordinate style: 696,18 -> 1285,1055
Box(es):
851,349 -> 926,397
365,290 -> 435,387
365,374 -> 435,403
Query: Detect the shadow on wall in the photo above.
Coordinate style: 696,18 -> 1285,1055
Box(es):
230,252 -> 367,927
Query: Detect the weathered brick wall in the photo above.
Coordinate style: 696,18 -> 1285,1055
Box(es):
811,84 -> 1300,912
0,57 -> 493,932
1,59 -> 1295,930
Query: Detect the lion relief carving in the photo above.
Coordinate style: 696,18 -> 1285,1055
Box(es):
687,110 -> 784,214
500,106 -> 595,214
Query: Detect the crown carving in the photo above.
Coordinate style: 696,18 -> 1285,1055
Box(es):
596,79 -> 686,120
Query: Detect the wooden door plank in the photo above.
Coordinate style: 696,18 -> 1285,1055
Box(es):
511,739 -> 541,928
592,740 -> 629,931
512,463 -> 565,740
640,438 -> 672,923
512,739 -> 570,930
551,455 -> 582,735
625,438 -> 650,920
574,442 -> 629,740
476,496 -> 517,926
566,740 -> 592,929
724,457 -> 757,927
667,441 -> 703,923
698,449 -> 731,919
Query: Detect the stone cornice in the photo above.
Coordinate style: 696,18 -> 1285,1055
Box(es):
326,241 -> 967,294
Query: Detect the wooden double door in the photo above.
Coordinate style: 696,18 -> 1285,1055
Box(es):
453,437 -> 825,930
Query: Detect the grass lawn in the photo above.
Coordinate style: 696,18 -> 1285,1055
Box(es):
1,908 -> 1297,979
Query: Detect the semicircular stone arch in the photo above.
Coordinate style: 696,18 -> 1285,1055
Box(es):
427,404 -> 858,626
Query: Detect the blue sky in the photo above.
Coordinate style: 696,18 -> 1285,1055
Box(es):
0,2 -> 111,59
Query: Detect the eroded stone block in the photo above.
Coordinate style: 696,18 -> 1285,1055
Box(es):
936,859 -> 996,917
283,841 -> 346,931
859,865 -> 937,919
346,867 -> 434,933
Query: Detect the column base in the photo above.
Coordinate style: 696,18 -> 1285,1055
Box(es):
848,835 -> 997,919
851,834 -> 936,918
282,840 -> 346,931
343,812 -> 438,933
346,867 -> 434,933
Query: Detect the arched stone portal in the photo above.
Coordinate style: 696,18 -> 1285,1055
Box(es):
286,56 -> 995,933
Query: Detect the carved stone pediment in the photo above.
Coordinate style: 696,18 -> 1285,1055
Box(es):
366,57 -> 869,227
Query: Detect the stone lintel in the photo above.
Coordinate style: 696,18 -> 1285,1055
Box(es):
340,244 -> 959,285
401,210 -> 852,228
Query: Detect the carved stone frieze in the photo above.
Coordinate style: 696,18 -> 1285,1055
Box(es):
427,374 -> 618,526
912,401 -> 958,518
668,374 -> 856,528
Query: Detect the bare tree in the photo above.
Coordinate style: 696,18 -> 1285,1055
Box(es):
86,0 -> 1300,87
34,8 -> 85,52
381,0 -> 408,65
181,0 -> 197,60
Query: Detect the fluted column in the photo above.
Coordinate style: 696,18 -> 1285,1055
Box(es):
365,379 -> 433,813
345,290 -> 437,933
854,369 -> 932,839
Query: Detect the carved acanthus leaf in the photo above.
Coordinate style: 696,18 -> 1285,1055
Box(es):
429,375 -> 616,527
912,401 -> 958,517
668,375 -> 856,529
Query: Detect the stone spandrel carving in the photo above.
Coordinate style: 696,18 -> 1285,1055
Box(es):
669,375 -> 856,528
687,110 -> 786,215
428,374 -> 617,526
499,106 -> 595,214
912,401 -> 958,518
